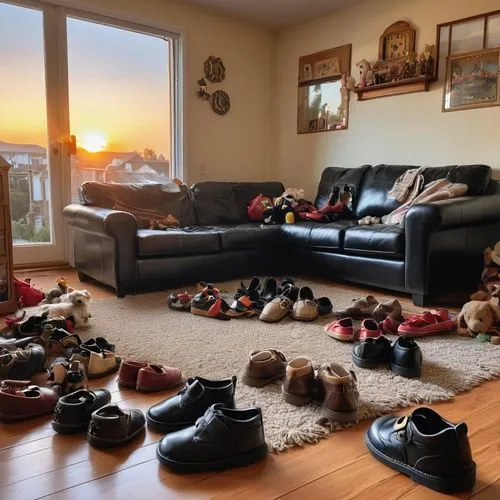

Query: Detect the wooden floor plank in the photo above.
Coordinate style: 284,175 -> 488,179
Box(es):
0,269 -> 498,499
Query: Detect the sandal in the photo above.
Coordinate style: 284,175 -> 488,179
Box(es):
167,292 -> 192,312
191,290 -> 232,321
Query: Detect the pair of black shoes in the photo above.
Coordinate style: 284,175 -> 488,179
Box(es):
235,276 -> 295,310
352,335 -> 422,378
147,376 -> 268,473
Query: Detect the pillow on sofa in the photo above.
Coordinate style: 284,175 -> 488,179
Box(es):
79,182 -> 195,228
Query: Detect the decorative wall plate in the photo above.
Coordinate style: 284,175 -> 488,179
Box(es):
210,90 -> 231,115
204,56 -> 226,82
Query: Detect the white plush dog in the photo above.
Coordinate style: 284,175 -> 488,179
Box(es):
38,290 -> 92,326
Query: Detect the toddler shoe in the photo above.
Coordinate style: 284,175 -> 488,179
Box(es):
390,336 -> 422,378
118,360 -> 182,392
0,343 -> 46,380
86,350 -> 121,378
358,318 -> 382,340
242,349 -> 287,387
191,289 -> 232,320
324,317 -> 355,342
167,292 -> 192,312
259,286 -> 298,323
398,309 -> 455,337
291,286 -> 319,321
372,299 -> 403,323
281,356 -> 315,406
335,295 -> 379,318
352,335 -> 392,368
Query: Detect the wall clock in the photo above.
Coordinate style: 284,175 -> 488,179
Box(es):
379,21 -> 416,62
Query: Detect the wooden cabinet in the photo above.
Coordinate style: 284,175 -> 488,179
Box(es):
0,155 -> 18,314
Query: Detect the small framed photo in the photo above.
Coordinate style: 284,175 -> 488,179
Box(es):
443,48 -> 500,112
303,63 -> 313,81
313,57 -> 341,79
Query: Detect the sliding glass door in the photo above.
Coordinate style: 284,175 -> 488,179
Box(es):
0,0 -> 179,265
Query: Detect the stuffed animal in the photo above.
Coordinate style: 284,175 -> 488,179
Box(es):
263,188 -> 305,225
470,242 -> 500,301
456,297 -> 500,344
355,59 -> 374,87
42,277 -> 74,304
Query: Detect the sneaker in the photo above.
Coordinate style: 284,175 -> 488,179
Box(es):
358,318 -> 382,340
242,349 -> 287,387
398,309 -> 455,337
281,356 -> 315,406
365,407 -> 476,493
324,317 -> 354,341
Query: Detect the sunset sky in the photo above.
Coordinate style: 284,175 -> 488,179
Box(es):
0,1 -> 171,157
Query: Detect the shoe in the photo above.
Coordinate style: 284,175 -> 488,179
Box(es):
381,315 -> 404,335
372,299 -> 403,323
52,388 -> 112,434
81,337 -> 115,352
87,404 -> 145,448
365,407 -> 476,493
352,335 -> 392,368
316,297 -> 333,316
167,292 -> 192,312
234,277 -> 261,302
47,359 -> 87,395
335,295 -> 379,318
196,281 -> 220,295
242,349 -> 287,387
398,310 -> 455,337
324,317 -> 355,342
227,295 -> 259,318
137,365 -> 182,392
87,350 -> 121,378
43,328 -> 82,357
13,314 -> 48,336
191,290 -> 232,321
117,360 -> 147,387
146,376 -> 236,433
260,277 -> 277,302
358,318 -> 382,340
291,286 -> 319,322
0,335 -> 39,349
156,404 -> 268,473
391,336 -> 422,378
277,276 -> 295,295
281,356 -> 315,406
316,363 -> 358,422
259,286 -> 299,323
0,380 -> 59,422
0,344 -> 46,380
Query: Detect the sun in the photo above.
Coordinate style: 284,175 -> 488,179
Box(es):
80,131 -> 108,153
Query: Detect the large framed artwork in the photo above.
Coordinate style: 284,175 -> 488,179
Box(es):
443,48 -> 500,111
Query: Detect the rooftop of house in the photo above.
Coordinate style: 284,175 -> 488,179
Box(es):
0,140 -> 46,155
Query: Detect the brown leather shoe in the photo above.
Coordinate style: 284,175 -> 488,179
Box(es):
136,365 -> 182,392
0,380 -> 59,422
335,295 -> 379,318
259,287 -> 299,323
281,356 -> 315,406
242,349 -> 287,387
317,363 -> 358,422
117,360 -> 148,387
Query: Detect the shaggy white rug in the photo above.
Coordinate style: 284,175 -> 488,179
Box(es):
83,279 -> 500,452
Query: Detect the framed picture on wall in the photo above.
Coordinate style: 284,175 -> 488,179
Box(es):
443,48 -> 500,111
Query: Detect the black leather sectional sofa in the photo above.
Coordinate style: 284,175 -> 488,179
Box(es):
63,164 -> 500,305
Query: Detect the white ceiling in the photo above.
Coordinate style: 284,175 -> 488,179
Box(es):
182,0 -> 357,29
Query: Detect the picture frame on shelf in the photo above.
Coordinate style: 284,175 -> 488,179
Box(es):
443,48 -> 500,112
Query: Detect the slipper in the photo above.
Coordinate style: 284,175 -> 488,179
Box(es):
324,318 -> 354,341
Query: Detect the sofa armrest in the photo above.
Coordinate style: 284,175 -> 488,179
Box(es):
405,195 -> 500,295
63,204 -> 138,237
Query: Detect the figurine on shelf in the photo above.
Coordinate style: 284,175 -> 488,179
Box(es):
197,78 -> 211,100
372,60 -> 400,84
355,59 -> 374,87
418,44 -> 435,77
398,51 -> 418,80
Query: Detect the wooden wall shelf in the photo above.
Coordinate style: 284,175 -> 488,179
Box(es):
354,76 -> 433,101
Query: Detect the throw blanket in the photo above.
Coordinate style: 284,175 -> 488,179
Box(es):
382,179 -> 468,225
388,167 -> 425,204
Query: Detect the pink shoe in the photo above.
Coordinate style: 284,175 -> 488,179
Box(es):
380,316 -> 404,335
324,317 -> 354,341
358,319 -> 382,340
398,309 -> 455,337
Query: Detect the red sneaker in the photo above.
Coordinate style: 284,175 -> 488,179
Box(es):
324,317 -> 354,342
398,309 -> 455,337
359,319 -> 382,340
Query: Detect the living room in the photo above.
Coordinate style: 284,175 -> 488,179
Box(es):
1,0 -> 500,498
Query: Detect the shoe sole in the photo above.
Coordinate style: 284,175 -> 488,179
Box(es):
352,353 -> 389,369
146,413 -> 196,434
156,443 -> 268,473
259,314 -> 287,323
321,406 -> 358,423
52,420 -> 89,434
397,329 -> 454,338
324,327 -> 355,342
191,307 -> 231,321
365,434 -> 476,493
87,426 -> 145,448
281,388 -> 312,407
242,372 -> 285,388
390,361 -> 421,378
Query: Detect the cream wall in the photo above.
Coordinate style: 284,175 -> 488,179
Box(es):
272,0 -> 500,199
61,0 -> 274,185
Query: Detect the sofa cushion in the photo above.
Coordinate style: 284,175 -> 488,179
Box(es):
192,182 -> 284,226
219,223 -> 281,250
80,182 -> 195,227
343,224 -> 405,259
281,221 -> 355,251
356,164 -> 492,218
137,227 -> 221,257
315,166 -> 370,212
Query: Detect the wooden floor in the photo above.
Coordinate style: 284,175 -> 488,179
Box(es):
1,269 -> 499,500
